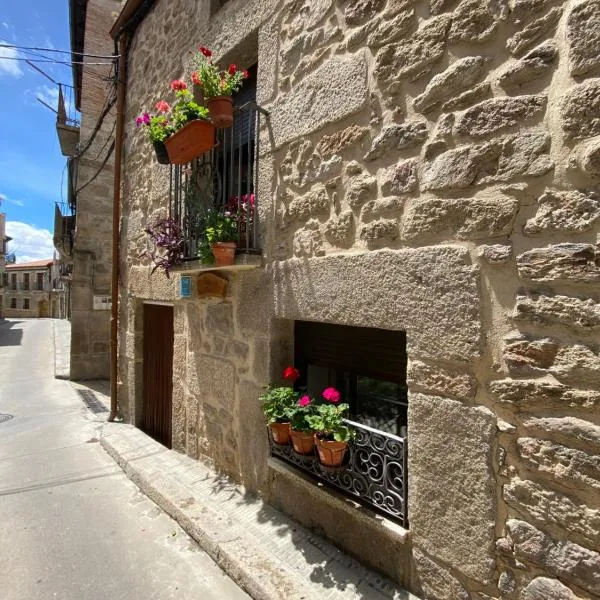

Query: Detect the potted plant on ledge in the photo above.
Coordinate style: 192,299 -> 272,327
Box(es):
307,388 -> 354,467
198,208 -> 239,267
290,393 -> 316,455
259,367 -> 301,445
191,46 -> 249,128
136,79 -> 215,164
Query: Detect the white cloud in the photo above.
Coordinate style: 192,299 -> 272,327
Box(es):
0,39 -> 22,78
5,221 -> 54,263
0,192 -> 25,207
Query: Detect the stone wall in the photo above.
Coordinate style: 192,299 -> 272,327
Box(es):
118,0 -> 600,598
70,0 -> 121,380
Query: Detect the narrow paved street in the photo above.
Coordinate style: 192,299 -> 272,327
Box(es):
0,319 -> 249,600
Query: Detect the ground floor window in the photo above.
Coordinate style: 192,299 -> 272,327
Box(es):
294,321 -> 408,437
10,298 -> 16,309
23,298 -> 30,310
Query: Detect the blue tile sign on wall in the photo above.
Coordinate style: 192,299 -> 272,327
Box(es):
180,275 -> 192,298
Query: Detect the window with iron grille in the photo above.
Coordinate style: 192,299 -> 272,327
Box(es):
169,68 -> 266,261
269,321 -> 409,526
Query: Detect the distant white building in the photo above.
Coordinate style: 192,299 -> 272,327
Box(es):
3,259 -> 67,318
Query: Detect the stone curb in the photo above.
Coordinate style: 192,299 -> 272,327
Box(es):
99,424 -> 417,600
53,320 -> 70,380
101,427 -> 321,600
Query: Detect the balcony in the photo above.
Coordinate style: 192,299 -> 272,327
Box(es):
168,103 -> 266,272
54,202 -> 76,258
268,420 -> 408,527
55,84 -> 80,157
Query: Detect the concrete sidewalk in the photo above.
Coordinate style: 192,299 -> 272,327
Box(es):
53,318 -> 71,379
100,423 -> 419,600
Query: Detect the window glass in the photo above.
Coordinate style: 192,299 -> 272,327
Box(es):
23,298 -> 29,310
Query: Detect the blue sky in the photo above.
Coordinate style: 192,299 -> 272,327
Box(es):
0,1 -> 73,262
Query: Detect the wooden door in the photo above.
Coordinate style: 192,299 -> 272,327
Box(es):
142,303 -> 174,448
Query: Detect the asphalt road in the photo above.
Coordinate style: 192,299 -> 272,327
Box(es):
0,318 -> 249,600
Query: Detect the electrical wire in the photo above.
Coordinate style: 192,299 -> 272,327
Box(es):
0,56 -> 115,66
0,43 -> 119,59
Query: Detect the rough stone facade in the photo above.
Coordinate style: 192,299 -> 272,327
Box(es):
117,0 -> 600,598
69,0 -> 120,379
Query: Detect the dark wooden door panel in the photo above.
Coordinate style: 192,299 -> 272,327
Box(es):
142,303 -> 174,448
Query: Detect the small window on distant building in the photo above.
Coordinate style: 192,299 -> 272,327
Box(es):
10,297 -> 16,309
1,273 -> 6,288
23,273 -> 30,290
11,273 -> 16,290
23,298 -> 29,310
37,272 -> 44,290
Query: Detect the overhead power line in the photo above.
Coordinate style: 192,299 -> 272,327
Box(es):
0,55 -> 115,66
0,43 -> 119,59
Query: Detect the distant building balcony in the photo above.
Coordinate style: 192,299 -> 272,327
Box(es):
54,84 -> 80,157
54,202 -> 76,259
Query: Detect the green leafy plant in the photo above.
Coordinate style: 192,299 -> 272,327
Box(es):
306,403 -> 355,442
197,208 -> 238,263
259,386 -> 298,424
136,80 -> 210,144
191,46 -> 249,99
289,400 -> 316,433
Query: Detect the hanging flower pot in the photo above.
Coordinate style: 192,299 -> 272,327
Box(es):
290,429 -> 315,455
211,241 -> 236,266
315,435 -> 348,467
164,119 -> 216,164
153,142 -> 170,165
208,96 -> 234,128
269,422 -> 291,445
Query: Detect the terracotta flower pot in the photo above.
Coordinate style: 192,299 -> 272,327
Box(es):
153,141 -> 170,164
211,242 -> 236,266
315,436 -> 348,467
269,422 -> 291,445
164,119 -> 216,164
290,429 -> 315,455
208,96 -> 233,128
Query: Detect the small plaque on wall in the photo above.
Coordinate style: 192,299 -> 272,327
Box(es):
197,273 -> 228,298
93,295 -> 111,310
179,275 -> 192,298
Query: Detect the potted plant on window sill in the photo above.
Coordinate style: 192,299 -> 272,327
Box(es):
136,79 -> 215,164
198,208 -> 238,267
289,394 -> 316,455
191,46 -> 249,128
307,388 -> 354,467
259,366 -> 302,445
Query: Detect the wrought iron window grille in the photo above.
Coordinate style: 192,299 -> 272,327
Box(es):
168,102 -> 267,261
269,419 -> 408,527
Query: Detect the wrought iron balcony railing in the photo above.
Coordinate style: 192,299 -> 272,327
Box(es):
268,420 -> 408,527
169,103 -> 266,261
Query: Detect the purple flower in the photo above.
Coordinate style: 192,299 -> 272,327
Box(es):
142,112 -> 150,124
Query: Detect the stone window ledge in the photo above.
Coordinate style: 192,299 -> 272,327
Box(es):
171,254 -> 263,274
267,457 -> 410,544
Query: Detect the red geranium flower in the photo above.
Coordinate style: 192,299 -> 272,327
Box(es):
155,100 -> 171,113
322,387 -> 341,403
282,366 -> 300,382
198,46 -> 212,58
170,79 -> 187,91
191,71 -> 202,86
228,64 -> 237,76
242,69 -> 249,79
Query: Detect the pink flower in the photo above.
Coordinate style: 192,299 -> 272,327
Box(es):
155,100 -> 171,113
242,69 -> 249,79
199,46 -> 212,58
228,64 -> 237,76
322,387 -> 340,403
170,79 -> 187,91
192,71 -> 202,86
283,366 -> 300,382
298,395 -> 311,407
